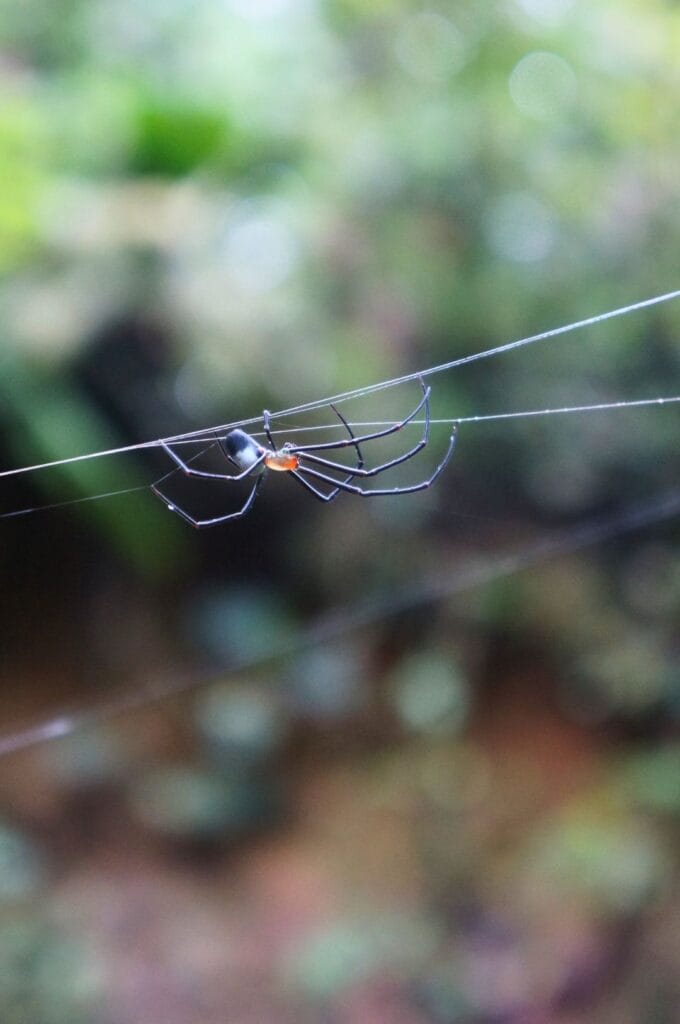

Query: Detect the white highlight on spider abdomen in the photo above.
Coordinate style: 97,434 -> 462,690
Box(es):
224,429 -> 265,472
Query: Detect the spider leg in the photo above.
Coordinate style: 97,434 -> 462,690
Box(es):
152,475 -> 264,528
265,404 -> 364,501
307,404 -> 363,499
295,426 -> 457,497
294,379 -> 430,477
289,470 -> 343,503
263,405 -> 364,469
329,402 -> 365,471
286,377 -> 429,454
297,399 -> 429,478
298,444 -> 427,477
263,410 -> 277,450
214,431 -> 238,469
156,439 -> 266,481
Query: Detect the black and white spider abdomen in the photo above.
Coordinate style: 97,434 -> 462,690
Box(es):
224,429 -> 266,473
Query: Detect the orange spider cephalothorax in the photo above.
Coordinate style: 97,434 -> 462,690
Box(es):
264,450 -> 300,472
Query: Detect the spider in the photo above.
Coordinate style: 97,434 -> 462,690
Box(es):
151,377 -> 456,527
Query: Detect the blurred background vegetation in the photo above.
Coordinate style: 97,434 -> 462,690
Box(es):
0,0 -> 678,1020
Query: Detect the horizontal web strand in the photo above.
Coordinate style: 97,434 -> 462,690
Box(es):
1,392 -> 677,520
244,393 -> 680,438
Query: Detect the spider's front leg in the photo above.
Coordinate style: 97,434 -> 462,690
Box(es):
296,424 -> 457,498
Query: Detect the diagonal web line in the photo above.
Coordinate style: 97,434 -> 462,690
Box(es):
1,394 -> 678,520
0,483 -> 678,758
1,288 -> 678,482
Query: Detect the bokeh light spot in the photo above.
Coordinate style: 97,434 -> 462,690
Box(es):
484,191 -> 557,263
516,0 -> 575,28
222,202 -> 300,294
509,50 -> 577,120
391,651 -> 470,735
395,12 -> 469,83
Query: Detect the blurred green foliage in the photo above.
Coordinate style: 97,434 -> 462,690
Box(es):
1,0 -> 676,757
0,5 -> 678,1015
0,0 -> 676,724
1,0 -> 677,413
130,98 -> 236,177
